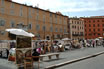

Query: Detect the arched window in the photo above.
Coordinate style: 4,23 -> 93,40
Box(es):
28,23 -> 32,29
36,24 -> 40,30
10,21 -> 15,27
0,19 -> 5,26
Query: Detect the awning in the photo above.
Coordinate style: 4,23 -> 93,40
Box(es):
5,28 -> 35,37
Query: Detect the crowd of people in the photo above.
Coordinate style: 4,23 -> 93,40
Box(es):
32,38 -> 104,55
0,38 -> 104,60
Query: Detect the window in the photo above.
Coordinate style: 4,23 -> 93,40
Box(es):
36,25 -> 40,30
20,6 -> 23,16
55,28 -> 58,32
29,8 -> 32,18
11,3 -> 14,8
98,24 -> 99,27
75,26 -> 76,29
98,29 -> 100,31
50,26 -> 53,32
43,26 -> 46,31
55,17 -> 57,23
89,29 -> 91,31
0,19 -> 5,26
43,15 -> 45,23
85,29 -> 86,32
93,29 -> 95,32
102,20 -> 104,22
77,21 -> 79,24
1,0 -> 4,5
64,29 -> 66,33
93,33 -> 96,36
50,13 -> 52,17
93,20 -> 95,23
60,28 -> 62,32
98,33 -> 100,35
55,14 -> 57,18
89,24 -> 91,27
80,27 -> 81,29
97,20 -> 99,22
72,21 -> 73,23
36,14 -> 39,20
0,8 -> 5,13
50,17 -> 52,23
28,23 -> 32,29
89,20 -> 91,23
102,24 -> 104,27
64,19 -> 67,24
10,21 -> 15,27
85,25 -> 86,27
72,25 -> 74,28
10,10 -> 14,15
36,9 -> 39,13
59,17 -> 62,24
93,24 -> 95,27
103,29 -> 104,31
0,31 -> 5,35
17,23 -> 23,28
82,27 -> 83,29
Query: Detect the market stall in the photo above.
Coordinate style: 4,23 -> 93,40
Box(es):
6,28 -> 35,68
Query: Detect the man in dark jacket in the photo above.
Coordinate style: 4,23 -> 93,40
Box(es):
32,49 -> 40,61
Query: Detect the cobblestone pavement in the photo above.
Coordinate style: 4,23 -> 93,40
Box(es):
0,46 -> 104,69
56,53 -> 104,69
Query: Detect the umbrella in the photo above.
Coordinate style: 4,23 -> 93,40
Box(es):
6,28 -> 35,37
95,38 -> 99,40
62,38 -> 71,41
98,37 -> 103,39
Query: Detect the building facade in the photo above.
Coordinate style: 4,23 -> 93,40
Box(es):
0,0 -> 68,40
82,16 -> 104,39
69,18 -> 84,40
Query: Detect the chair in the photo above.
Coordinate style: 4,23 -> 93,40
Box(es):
24,57 -> 33,69
32,56 -> 40,69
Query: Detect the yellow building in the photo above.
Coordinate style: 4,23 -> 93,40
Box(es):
0,0 -> 68,40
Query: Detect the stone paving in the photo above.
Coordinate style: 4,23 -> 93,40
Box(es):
0,46 -> 104,69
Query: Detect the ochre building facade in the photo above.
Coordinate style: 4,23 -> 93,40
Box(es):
0,0 -> 68,40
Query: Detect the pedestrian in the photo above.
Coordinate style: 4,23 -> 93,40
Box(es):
6,49 -> 9,58
92,40 -> 95,48
32,49 -> 40,61
102,40 -> 104,47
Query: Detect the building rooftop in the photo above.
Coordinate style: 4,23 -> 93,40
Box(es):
6,0 -> 68,17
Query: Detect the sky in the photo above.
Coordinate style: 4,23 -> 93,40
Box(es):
12,0 -> 104,17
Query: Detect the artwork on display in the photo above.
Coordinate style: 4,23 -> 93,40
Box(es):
16,50 -> 24,64
16,36 -> 32,65
16,49 -> 32,64
2,49 -> 8,58
16,36 -> 31,49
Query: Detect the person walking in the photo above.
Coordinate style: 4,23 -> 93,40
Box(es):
92,40 -> 95,48
102,40 -> 104,47
32,49 -> 40,61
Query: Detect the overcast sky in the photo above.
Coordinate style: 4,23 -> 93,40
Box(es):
12,0 -> 104,17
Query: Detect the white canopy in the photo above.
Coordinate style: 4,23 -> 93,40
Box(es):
62,38 -> 71,41
6,28 -> 35,37
98,37 -> 103,39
